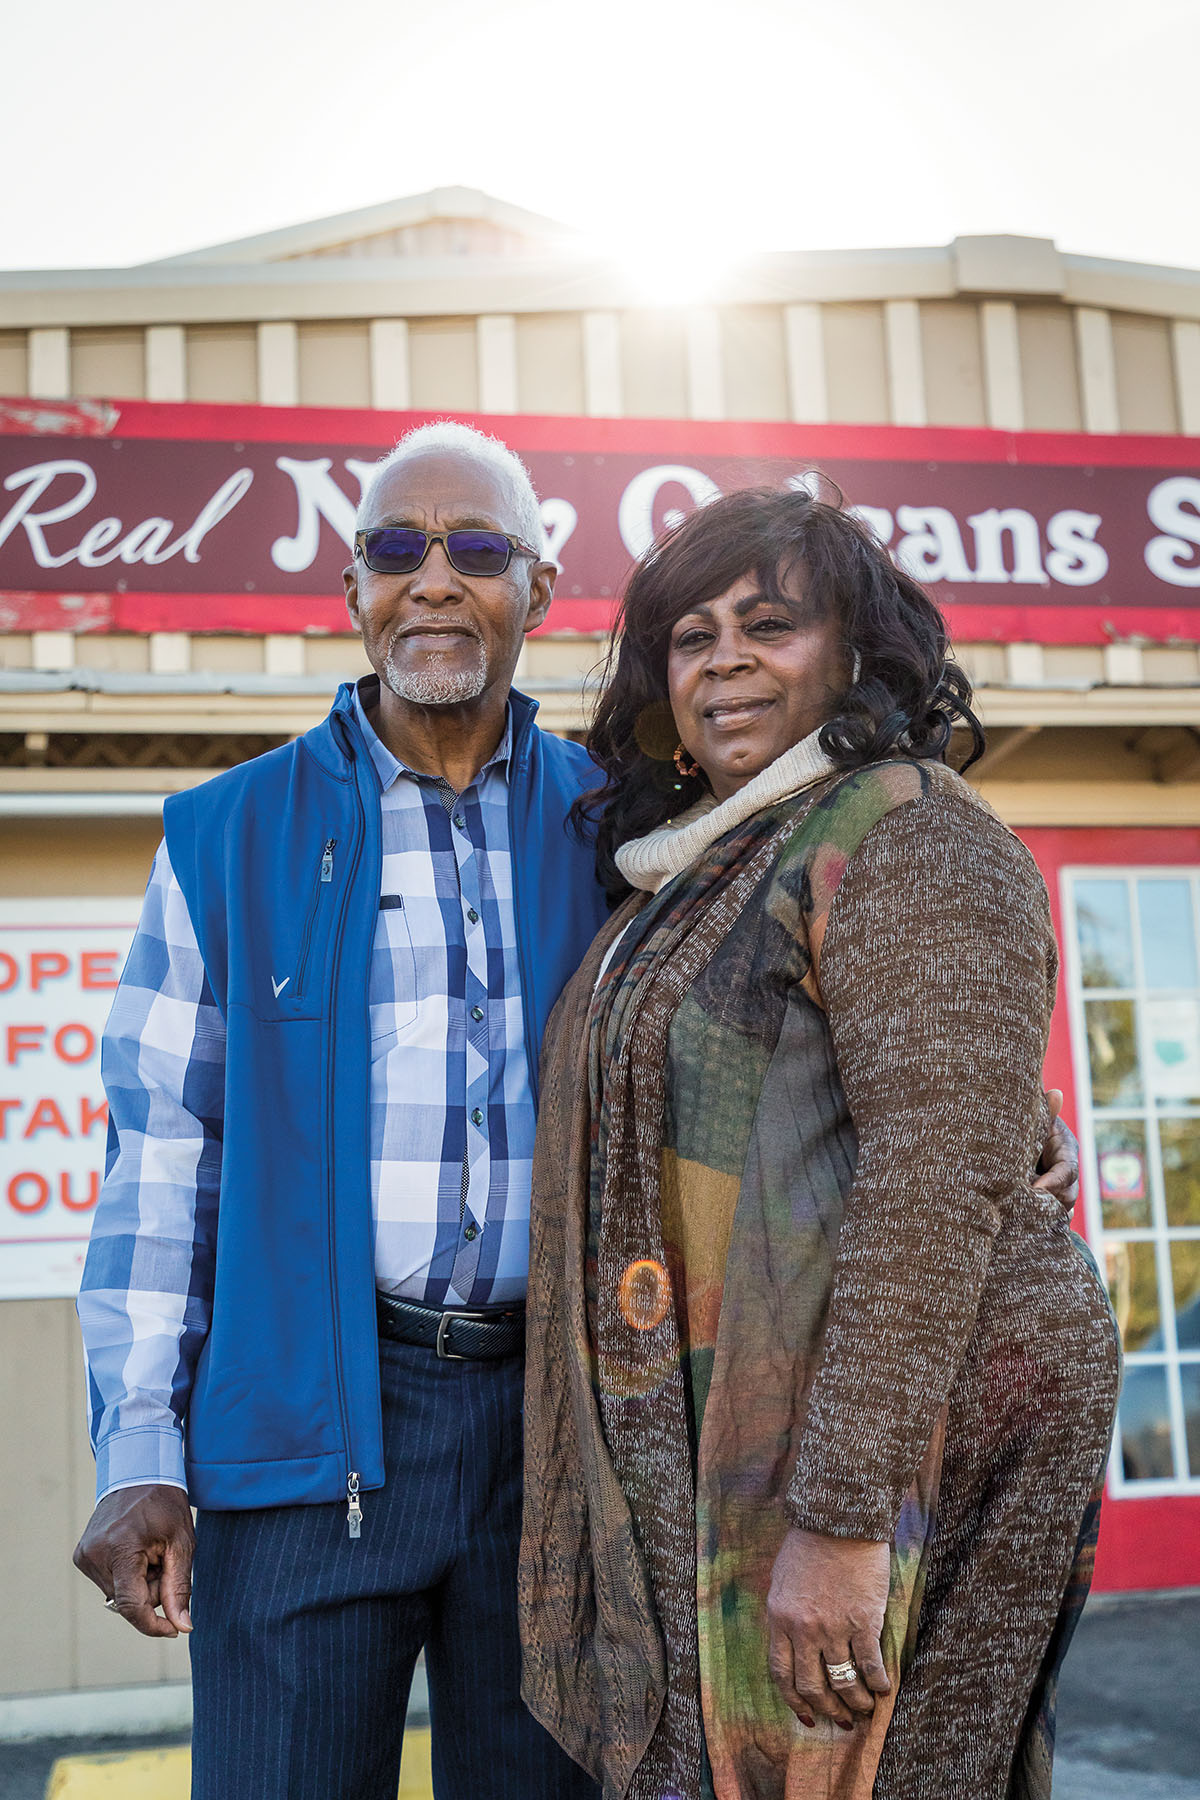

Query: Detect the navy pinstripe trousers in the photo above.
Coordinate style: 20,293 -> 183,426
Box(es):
189,1334 -> 599,1800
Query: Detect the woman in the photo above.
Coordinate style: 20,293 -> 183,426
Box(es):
518,487 -> 1120,1800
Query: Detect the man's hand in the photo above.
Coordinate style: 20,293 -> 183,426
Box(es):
766,1528 -> 891,1731
1033,1089 -> 1080,1219
73,1484 -> 194,1638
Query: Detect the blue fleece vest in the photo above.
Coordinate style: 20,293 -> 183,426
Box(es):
162,683 -> 608,1512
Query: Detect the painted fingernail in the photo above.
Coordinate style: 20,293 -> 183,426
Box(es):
836,1720 -> 854,1732
799,1717 -> 815,1729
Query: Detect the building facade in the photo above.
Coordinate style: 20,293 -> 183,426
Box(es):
1,187 -> 1199,1727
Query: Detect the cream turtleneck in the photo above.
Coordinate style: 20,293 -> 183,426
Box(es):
614,729 -> 838,894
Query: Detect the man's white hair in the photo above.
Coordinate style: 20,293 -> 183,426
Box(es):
354,420 -> 544,551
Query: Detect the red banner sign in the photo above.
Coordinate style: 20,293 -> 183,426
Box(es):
2,399 -> 1199,643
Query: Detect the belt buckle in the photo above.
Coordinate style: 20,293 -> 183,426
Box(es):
436,1310 -> 468,1361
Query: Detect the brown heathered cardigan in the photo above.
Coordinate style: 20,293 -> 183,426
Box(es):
520,762 -> 1120,1800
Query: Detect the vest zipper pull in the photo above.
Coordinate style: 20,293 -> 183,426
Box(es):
320,839 -> 336,883
346,1470 -> 362,1540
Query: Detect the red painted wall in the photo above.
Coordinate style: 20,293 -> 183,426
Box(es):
1017,824 -> 1200,1591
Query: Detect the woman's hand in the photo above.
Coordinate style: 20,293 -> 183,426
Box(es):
766,1528 -> 892,1730
1033,1090 -> 1080,1218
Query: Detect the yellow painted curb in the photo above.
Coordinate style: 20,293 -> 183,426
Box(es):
46,1746 -> 189,1798
45,1729 -> 434,1799
398,1726 -> 433,1795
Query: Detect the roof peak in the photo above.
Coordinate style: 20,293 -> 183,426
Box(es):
144,185 -> 581,268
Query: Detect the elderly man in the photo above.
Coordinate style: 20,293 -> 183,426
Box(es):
74,421 -> 606,1800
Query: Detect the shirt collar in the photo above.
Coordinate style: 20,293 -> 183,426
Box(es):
352,677 -> 512,794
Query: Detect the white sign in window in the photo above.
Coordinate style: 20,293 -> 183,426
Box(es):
1064,870 -> 1200,1496
0,899 -> 139,1300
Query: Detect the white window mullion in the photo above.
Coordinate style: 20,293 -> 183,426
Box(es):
1068,874 -> 1133,1485
1060,873 -> 1132,1480
1128,876 -> 1191,1482
1116,868 -> 1168,1492
1164,1329 -> 1191,1483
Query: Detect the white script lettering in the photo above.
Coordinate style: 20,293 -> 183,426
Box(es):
848,505 -> 894,547
270,459 -> 377,574
895,506 -> 975,583
617,465 -> 722,560
540,497 -> 577,567
0,459 -> 253,569
0,461 -> 97,567
966,508 -> 1049,586
1145,477 -> 1200,587
1045,511 -> 1108,587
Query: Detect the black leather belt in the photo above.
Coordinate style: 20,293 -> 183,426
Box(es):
376,1290 -> 525,1362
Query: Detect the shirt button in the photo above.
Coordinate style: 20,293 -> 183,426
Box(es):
464,1223 -> 478,1241
453,813 -> 466,831
470,1005 -> 484,1022
471,1107 -> 484,1127
467,906 -> 479,924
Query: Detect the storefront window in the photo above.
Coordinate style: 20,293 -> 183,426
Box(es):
1066,870 -> 1200,1494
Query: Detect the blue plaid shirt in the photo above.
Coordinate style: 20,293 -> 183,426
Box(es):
79,683 -> 535,1499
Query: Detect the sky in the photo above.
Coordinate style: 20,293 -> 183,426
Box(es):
2,0 -> 1196,275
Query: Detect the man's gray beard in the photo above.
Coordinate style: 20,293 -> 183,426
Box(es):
381,636 -> 488,706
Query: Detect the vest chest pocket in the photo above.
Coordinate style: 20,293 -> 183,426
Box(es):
293,837 -> 338,1001
244,835 -> 338,1017
370,894 -> 419,1045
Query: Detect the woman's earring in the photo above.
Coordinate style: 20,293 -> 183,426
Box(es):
850,649 -> 863,686
673,744 -> 701,779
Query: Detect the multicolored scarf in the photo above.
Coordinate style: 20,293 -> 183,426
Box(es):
520,760 -> 1109,1800
586,770 -> 945,1798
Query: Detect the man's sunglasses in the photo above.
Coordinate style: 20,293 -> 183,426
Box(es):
354,528 -> 540,578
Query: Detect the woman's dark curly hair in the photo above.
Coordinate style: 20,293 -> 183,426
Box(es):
574,482 -> 984,901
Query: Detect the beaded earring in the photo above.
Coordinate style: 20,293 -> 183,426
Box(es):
673,744 -> 701,780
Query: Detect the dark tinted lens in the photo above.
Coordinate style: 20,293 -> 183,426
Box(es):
445,530 -> 511,575
361,528 -> 427,572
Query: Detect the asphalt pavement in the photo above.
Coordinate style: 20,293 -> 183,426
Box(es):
1052,1589 -> 1200,1798
2,1591 -> 1196,1798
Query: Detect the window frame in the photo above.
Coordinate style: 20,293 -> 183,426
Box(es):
1061,865 -> 1200,1498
